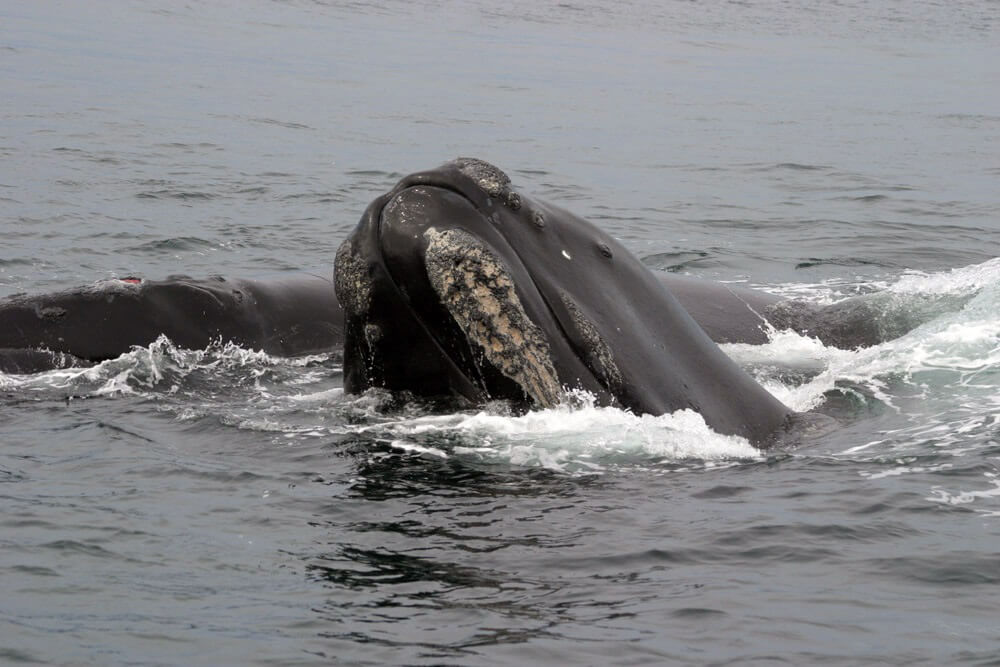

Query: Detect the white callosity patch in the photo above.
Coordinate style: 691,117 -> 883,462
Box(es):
423,226 -> 562,407
333,238 -> 373,318
559,291 -> 623,394
453,157 -> 521,210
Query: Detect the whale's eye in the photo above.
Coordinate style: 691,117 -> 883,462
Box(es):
598,243 -> 613,258
532,210 -> 546,228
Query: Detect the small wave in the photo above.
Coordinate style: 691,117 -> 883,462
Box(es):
124,237 -> 217,253
248,117 -> 313,130
794,257 -> 891,270
236,186 -> 269,196
641,250 -> 712,272
280,190 -> 348,203
51,146 -> 123,165
135,189 -> 217,200
343,169 -> 403,179
152,142 -> 222,151
937,113 -> 1000,125
534,181 -> 591,201
835,194 -> 890,203
0,466 -> 28,483
762,162 -> 831,172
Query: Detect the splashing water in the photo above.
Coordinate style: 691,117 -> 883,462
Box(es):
2,260 -> 997,472
351,391 -> 762,473
725,258 -> 1000,461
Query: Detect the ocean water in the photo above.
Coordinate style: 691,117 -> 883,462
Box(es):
2,1 -> 1000,664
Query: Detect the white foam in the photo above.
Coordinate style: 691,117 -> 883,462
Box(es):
926,472 -> 1000,515
723,263 -> 1000,415
760,256 -> 1000,306
3,335 -> 339,396
286,387 -> 345,403
860,462 -> 954,480
761,277 -> 866,305
722,330 -> 877,412
356,392 -> 762,472
889,257 -> 1000,296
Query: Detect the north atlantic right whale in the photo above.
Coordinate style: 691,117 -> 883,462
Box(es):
1,158 -> 942,440
334,158 -> 801,445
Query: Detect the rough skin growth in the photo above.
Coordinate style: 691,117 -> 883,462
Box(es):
334,238 -> 373,318
454,157 -> 522,210
559,291 -> 624,394
423,227 -> 561,407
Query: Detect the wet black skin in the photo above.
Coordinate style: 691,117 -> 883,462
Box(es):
0,275 -> 343,369
335,160 -> 795,445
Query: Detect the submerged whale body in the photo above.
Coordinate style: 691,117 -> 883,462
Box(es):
334,158 -> 800,445
0,275 -> 343,373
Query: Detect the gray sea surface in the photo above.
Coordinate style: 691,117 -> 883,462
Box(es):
2,1 -> 1000,664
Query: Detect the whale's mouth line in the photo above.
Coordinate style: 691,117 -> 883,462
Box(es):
363,189 -> 500,404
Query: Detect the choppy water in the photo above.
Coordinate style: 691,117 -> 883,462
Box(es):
2,1 -> 1000,664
